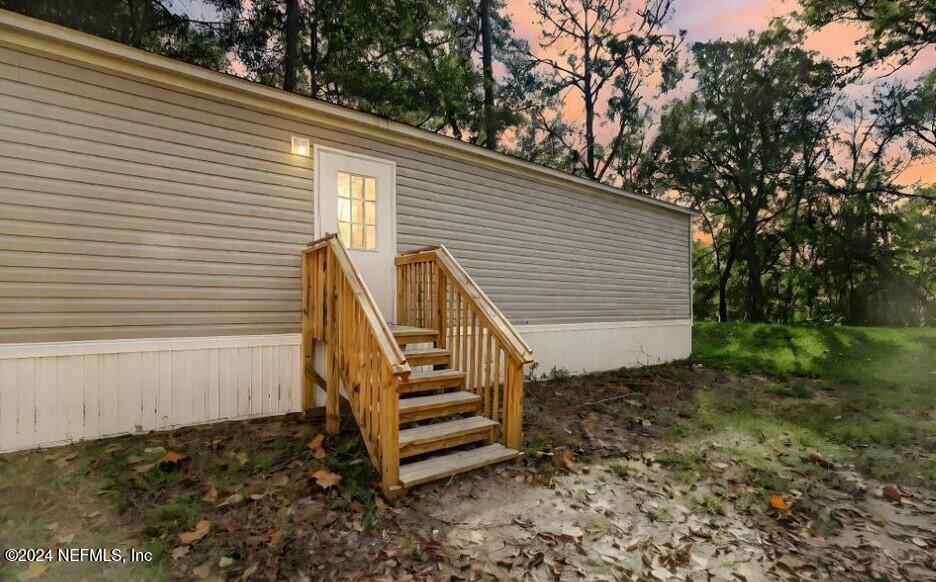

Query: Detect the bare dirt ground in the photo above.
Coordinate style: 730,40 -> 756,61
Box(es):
1,363 -> 934,581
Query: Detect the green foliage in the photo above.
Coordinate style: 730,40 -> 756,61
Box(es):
798,0 -> 935,73
0,0 -> 233,69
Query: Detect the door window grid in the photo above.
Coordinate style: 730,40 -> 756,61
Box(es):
337,172 -> 377,250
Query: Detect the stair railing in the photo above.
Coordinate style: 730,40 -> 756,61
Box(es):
302,234 -> 410,495
395,246 -> 534,448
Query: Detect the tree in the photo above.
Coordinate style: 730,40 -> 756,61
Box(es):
525,0 -> 683,181
799,0 -> 935,74
208,0 -> 482,132
653,26 -> 838,322
479,0 -> 497,149
0,0 -> 233,69
876,70 -> 936,155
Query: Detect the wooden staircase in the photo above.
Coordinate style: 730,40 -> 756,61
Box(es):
301,236 -> 534,497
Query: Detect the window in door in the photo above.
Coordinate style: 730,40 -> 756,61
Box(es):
336,171 -> 377,250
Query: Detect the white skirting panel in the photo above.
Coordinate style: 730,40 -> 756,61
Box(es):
516,320 -> 692,378
0,334 -> 302,454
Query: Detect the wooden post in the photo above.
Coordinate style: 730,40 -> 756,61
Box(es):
380,373 -> 401,496
324,248 -> 340,435
502,358 -> 524,449
300,253 -> 315,409
435,265 -> 447,350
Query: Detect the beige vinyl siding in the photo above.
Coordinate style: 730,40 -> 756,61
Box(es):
0,40 -> 689,343
0,45 -> 313,342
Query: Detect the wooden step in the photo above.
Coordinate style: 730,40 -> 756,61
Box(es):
398,391 -> 480,423
390,324 -> 438,345
404,347 -> 451,367
398,443 -> 520,488
399,369 -> 465,394
399,416 -> 498,459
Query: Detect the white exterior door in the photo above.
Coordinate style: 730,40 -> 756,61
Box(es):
315,146 -> 397,320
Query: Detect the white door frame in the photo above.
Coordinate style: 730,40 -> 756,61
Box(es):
312,144 -> 398,321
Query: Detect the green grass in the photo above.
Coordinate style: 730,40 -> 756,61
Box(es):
681,323 -> 936,489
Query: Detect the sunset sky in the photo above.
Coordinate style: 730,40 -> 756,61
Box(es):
505,0 -> 935,185
182,0 -> 935,185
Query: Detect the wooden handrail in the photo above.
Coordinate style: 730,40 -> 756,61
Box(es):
304,234 -> 410,375
302,234 -> 409,496
395,245 -> 533,448
434,246 -> 534,364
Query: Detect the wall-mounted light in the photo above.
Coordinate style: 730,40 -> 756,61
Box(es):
291,136 -> 310,157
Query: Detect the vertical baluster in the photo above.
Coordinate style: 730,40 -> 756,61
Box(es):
492,347 -> 501,424
484,333 -> 493,418
460,296 -> 469,377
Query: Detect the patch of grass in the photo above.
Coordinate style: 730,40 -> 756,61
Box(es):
674,323 -> 936,488
657,450 -> 705,483
606,458 -> 631,478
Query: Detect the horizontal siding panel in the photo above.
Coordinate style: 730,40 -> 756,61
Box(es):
0,157 -> 312,213
0,312 -> 298,328
0,299 -> 297,313
0,235 -> 299,268
1,199 -> 308,247
0,92 -> 312,180
0,219 -> 306,256
0,136 -> 311,202
0,251 -> 298,279
1,171 -> 311,229
0,42 -> 690,343
0,324 -> 300,343
0,266 -> 298,288
0,282 -> 297,300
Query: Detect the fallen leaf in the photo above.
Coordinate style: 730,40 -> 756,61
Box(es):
171,546 -> 190,560
219,556 -> 235,568
769,493 -> 791,516
235,452 -> 249,465
308,433 -> 325,450
159,451 -> 187,471
161,451 -> 185,464
311,468 -> 342,489
266,528 -> 283,545
218,493 -> 244,507
179,520 -> 211,544
808,451 -> 832,468
17,562 -> 48,581
133,463 -> 155,474
558,450 -> 582,474
313,447 -> 327,460
202,487 -> 218,502
882,484 -> 902,504
242,563 -> 259,579
192,562 -> 212,579
126,455 -> 144,464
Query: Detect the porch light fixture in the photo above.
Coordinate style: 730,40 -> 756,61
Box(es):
291,136 -> 310,157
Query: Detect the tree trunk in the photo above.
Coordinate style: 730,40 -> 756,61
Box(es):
582,19 -> 595,179
284,0 -> 301,92
744,249 -> 766,323
308,2 -> 319,97
480,0 -> 497,149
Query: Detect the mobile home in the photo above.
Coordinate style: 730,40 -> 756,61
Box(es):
0,10 -> 693,494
